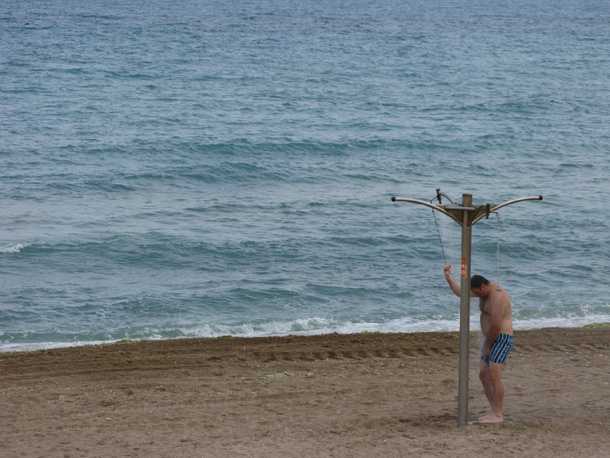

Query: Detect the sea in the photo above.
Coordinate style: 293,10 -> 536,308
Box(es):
1,0 -> 610,351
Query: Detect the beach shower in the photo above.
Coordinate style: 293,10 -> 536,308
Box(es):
391,190 -> 544,428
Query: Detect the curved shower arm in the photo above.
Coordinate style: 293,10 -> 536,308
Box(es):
472,195 -> 543,224
391,196 -> 461,224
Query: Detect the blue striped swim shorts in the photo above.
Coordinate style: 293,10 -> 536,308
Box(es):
481,333 -> 513,366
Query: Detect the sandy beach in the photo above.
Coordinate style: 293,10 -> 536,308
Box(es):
1,328 -> 609,458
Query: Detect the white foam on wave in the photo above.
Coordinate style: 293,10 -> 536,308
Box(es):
0,339 -> 117,353
514,314 -> 610,330
2,313 -> 609,353
178,312 -> 610,338
0,243 -> 28,254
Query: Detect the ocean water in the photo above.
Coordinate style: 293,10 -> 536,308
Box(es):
1,0 -> 610,351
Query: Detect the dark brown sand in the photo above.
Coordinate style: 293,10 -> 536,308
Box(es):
1,328 -> 609,457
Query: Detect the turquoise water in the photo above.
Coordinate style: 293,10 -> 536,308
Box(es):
2,0 -> 610,350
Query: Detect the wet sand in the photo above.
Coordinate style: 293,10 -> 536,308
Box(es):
1,328 -> 609,457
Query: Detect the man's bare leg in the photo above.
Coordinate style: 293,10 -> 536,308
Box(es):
479,363 -> 505,424
479,362 -> 495,411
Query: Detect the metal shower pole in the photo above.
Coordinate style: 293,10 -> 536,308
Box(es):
391,191 -> 543,428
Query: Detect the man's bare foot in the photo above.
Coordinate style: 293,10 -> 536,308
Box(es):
478,413 -> 504,424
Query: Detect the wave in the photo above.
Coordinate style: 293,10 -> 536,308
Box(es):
74,13 -> 124,21
48,180 -> 137,193
0,243 -> 29,254
3,235 -> 303,262
6,231 -> 437,264
1,138 -> 489,195
160,138 -> 454,158
0,340 -> 117,353
3,313 -> 610,353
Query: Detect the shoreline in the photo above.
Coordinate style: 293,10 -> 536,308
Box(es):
2,319 -> 609,354
1,327 -> 609,457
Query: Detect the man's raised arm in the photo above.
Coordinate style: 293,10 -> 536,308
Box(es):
443,265 -> 461,297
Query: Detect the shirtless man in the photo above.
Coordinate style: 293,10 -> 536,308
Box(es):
443,265 -> 514,424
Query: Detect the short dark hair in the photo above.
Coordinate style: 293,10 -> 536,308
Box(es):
470,275 -> 489,289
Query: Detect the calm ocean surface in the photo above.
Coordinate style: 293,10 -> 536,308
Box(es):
1,0 -> 610,351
